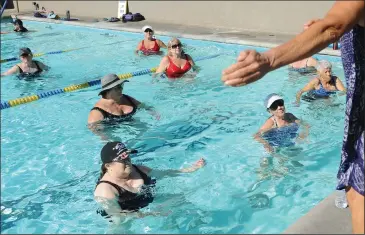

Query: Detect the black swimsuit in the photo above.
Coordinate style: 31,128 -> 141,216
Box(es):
96,165 -> 156,216
14,27 -> 28,32
17,61 -> 43,79
91,95 -> 138,122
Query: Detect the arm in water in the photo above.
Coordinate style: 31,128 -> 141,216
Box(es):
295,79 -> 317,105
253,118 -> 275,153
157,39 -> 168,49
87,120 -> 124,143
291,113 -> 310,141
136,158 -> 206,179
128,96 -> 161,120
135,41 -> 142,56
1,65 -> 19,77
94,193 -> 168,219
153,56 -> 169,78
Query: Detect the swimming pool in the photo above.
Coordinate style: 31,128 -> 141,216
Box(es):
1,20 -> 346,234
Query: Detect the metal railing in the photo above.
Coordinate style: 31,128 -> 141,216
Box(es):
0,0 -> 9,17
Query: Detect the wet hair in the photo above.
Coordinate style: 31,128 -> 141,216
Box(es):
316,60 -> 332,72
97,164 -> 108,182
100,88 -> 112,99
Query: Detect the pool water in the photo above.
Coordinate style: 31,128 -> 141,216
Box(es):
1,20 -> 346,234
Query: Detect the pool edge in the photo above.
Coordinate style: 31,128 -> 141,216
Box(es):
13,15 -> 341,57
282,190 -> 352,234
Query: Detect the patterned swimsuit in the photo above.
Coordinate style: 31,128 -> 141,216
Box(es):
336,24 -> 364,196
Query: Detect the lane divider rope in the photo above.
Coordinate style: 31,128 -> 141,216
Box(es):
0,53 -> 223,110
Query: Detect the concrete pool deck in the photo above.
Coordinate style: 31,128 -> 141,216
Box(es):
283,190 -> 352,234
2,11 -> 350,234
3,11 -> 341,57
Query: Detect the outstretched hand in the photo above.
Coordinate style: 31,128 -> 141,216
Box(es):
182,158 -> 206,173
292,101 -> 300,107
295,132 -> 309,144
221,50 -> 272,87
192,158 -> 206,169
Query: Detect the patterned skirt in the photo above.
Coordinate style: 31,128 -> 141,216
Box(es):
337,24 -> 365,196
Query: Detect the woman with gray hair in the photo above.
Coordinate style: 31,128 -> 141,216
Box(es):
154,37 -> 196,79
295,60 -> 346,105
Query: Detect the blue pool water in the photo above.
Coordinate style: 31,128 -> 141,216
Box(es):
1,20 -> 346,234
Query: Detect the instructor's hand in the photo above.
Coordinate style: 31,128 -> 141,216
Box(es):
221,50 -> 272,87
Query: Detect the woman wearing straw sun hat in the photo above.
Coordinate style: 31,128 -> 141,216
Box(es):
88,74 -> 159,125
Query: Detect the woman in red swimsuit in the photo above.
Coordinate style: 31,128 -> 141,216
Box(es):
135,25 -> 167,56
155,37 -> 196,79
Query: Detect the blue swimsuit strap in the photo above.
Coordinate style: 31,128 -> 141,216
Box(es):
309,77 -> 337,97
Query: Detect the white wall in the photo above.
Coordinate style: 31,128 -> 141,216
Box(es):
18,1 -> 335,34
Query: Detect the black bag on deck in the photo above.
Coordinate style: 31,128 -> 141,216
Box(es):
122,12 -> 145,22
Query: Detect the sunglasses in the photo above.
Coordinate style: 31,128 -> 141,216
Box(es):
112,151 -> 131,163
144,29 -> 153,33
170,43 -> 182,49
269,99 -> 284,110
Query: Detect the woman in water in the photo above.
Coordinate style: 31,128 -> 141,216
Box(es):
135,25 -> 167,56
88,74 -> 159,125
254,93 -> 310,153
1,18 -> 28,34
295,60 -> 346,104
13,19 -> 28,32
154,37 -> 197,79
1,48 -> 48,78
94,141 -> 205,219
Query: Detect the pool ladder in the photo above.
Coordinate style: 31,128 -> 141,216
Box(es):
0,0 -> 8,17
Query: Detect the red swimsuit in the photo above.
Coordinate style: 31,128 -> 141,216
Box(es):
165,54 -> 192,79
140,39 -> 160,55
